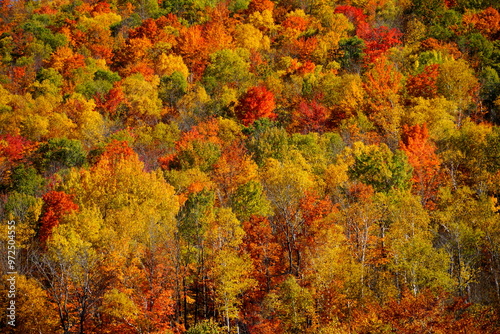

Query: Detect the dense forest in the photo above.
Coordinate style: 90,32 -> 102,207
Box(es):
1,0 -> 500,332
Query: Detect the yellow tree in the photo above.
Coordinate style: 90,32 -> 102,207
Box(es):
155,53 -> 189,78
437,58 -> 479,126
436,187 -> 487,298
335,183 -> 383,299
234,23 -> 270,52
60,94 -> 104,147
313,11 -> 352,65
305,216 -> 361,325
0,274 -> 59,333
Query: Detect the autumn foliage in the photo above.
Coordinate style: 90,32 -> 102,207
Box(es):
2,0 -> 500,332
236,86 -> 277,126
38,191 -> 79,243
406,64 -> 440,99
400,124 -> 441,209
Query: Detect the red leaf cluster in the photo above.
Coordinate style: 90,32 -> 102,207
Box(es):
400,124 -> 441,209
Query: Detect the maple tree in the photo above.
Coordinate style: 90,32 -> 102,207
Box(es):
235,86 -> 277,126
176,25 -> 210,80
37,190 -> 78,243
400,124 -> 442,209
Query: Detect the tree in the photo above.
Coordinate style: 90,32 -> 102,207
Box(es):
246,122 -> 290,166
334,5 -> 402,63
52,140 -> 180,331
0,274 -> 59,333
234,23 -> 270,52
338,37 -> 365,73
290,99 -> 330,134
305,220 -> 359,325
176,85 -> 212,125
203,13 -> 234,53
159,71 -> 188,108
203,48 -> 253,97
37,191 -> 78,244
230,180 -> 272,221
186,319 -> 222,334
176,25 -> 209,80
463,7 -> 500,39
262,276 -> 316,333
347,141 -> 412,193
361,26 -> 402,64
10,164 -> 45,196
313,11 -> 351,65
410,0 -> 446,24
34,216 -> 113,334
406,64 -> 440,99
400,124 -> 441,209
47,46 -> 85,92
363,56 -> 403,140
212,248 -> 255,332
380,190 -> 453,295
242,216 -> 283,296
335,182 -> 384,299
403,97 -> 456,136
380,289 -> 491,333
437,58 -> 479,125
94,85 -> 126,116
260,155 -> 316,275
59,94 -> 104,147
121,73 -> 163,124
212,140 -> 258,204
436,187 -> 486,298
437,119 -> 491,192
35,138 -> 86,175
236,86 -> 276,126
155,53 -> 189,78
161,119 -> 222,172
0,133 -> 37,187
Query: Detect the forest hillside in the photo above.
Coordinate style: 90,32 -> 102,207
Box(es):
1,0 -> 500,332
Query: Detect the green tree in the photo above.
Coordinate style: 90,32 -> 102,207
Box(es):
436,187 -> 486,298
159,71 -> 188,106
186,319 -> 222,334
10,164 -> 45,196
